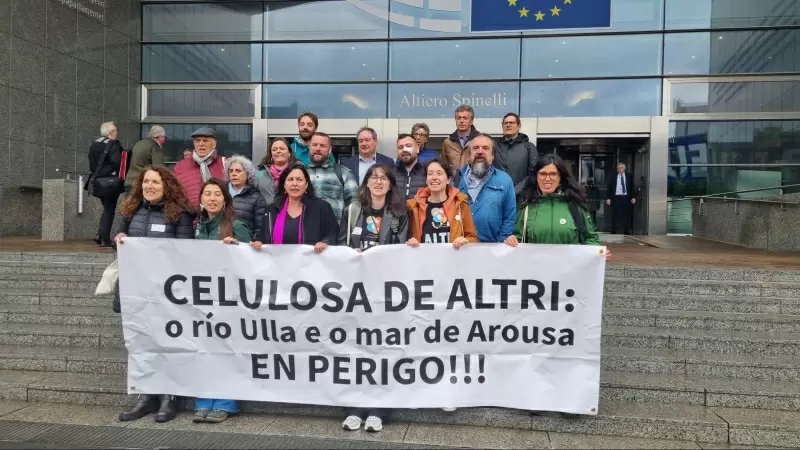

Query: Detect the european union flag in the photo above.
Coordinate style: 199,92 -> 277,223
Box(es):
470,0 -> 611,33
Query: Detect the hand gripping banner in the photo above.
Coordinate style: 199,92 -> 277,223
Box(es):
118,239 -> 605,414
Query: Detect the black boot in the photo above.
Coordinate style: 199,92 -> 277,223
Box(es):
112,287 -> 121,314
93,234 -> 103,245
119,395 -> 157,421
155,394 -> 177,423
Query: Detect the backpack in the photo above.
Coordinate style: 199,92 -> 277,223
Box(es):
521,201 -> 587,244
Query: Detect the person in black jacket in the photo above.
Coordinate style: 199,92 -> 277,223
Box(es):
606,162 -> 636,235
250,163 -> 338,252
340,163 -> 408,251
87,121 -> 125,247
111,165 -> 195,425
224,154 -> 267,239
393,134 -> 427,199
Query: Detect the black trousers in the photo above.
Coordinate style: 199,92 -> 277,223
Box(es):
97,193 -> 120,243
610,195 -> 633,234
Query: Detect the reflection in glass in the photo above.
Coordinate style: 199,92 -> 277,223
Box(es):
143,3 -> 263,42
521,79 -> 660,117
265,42 -> 388,82
521,34 -> 662,78
388,82 -> 520,118
265,0 -> 389,40
143,44 -> 263,82
666,0 -> 800,29
140,123 -> 253,162
389,39 -> 520,81
664,29 -> 800,75
263,84 -> 388,119
146,89 -> 256,118
670,80 -> 800,114
667,120 -> 800,233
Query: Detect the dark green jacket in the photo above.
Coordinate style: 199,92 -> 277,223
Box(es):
513,195 -> 600,245
195,214 -> 252,242
125,139 -> 164,188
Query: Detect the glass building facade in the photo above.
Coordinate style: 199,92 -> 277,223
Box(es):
140,0 -> 800,234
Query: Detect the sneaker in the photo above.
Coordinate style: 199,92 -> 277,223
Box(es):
341,415 -> 362,431
205,409 -> 229,423
364,415 -> 383,432
441,407 -> 457,412
193,409 -> 209,423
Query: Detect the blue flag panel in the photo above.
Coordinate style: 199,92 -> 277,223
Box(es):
471,0 -> 612,32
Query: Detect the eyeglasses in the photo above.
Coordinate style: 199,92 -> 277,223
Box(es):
502,121 -> 518,126
537,172 -> 560,180
370,175 -> 389,183
413,133 -> 428,138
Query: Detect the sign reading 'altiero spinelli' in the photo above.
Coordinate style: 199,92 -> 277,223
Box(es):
119,240 -> 605,414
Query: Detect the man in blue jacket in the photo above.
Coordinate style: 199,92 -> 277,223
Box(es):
458,133 -> 516,243
343,127 -> 394,184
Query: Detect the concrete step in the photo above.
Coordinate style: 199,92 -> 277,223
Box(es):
2,365 -> 800,412
3,344 -> 798,383
0,261 -> 108,277
0,288 -> 112,308
0,323 -> 122,349
612,266 -> 800,283
604,309 -> 800,334
0,252 -> 115,264
605,278 -> 800,298
603,347 -> 800,382
0,401 -> 795,448
606,293 -> 800,315
0,305 -> 119,327
0,274 -> 97,292
0,372 -> 798,446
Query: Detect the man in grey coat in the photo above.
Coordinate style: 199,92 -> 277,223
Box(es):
494,113 -> 538,193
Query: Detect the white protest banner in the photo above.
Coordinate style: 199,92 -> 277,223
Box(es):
118,238 -> 605,414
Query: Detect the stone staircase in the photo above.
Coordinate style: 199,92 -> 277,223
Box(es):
0,250 -> 799,448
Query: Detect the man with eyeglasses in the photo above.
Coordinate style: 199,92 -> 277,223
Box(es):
494,112 -> 539,194
393,134 -> 427,199
343,127 -> 394,185
411,123 -> 438,164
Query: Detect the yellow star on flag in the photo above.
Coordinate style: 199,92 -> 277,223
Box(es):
534,10 -> 545,20
508,0 -> 517,6
564,0 -> 572,3
551,5 -> 561,15
519,7 -> 529,17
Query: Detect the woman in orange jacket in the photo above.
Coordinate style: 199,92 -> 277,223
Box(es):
406,158 -> 479,249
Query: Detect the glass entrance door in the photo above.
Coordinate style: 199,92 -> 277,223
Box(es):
578,154 -> 615,233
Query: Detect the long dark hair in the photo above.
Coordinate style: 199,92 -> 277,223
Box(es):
274,162 -> 316,206
119,166 -> 193,223
518,154 -> 587,207
198,178 -> 237,239
358,164 -> 406,216
259,137 -> 296,169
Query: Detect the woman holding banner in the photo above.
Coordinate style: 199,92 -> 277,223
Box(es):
504,153 -> 609,419
406,158 -> 478,248
192,178 -> 251,423
250,163 -> 338,251
339,163 -> 409,251
113,166 -> 195,424
337,163 -> 407,432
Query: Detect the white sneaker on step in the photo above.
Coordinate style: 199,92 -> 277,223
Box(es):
441,407 -> 457,412
364,415 -> 383,432
341,415 -> 362,431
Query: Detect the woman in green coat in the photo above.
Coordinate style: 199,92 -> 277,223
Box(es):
195,178 -> 252,244
192,178 -> 251,424
504,154 -> 607,248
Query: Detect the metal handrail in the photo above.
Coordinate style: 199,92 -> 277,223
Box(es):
684,183 -> 800,199
55,168 -> 90,175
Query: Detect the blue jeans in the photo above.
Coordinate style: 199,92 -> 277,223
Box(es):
195,398 -> 240,413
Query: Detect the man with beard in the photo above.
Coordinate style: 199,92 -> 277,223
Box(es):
291,112 -> 334,166
457,134 -> 516,243
393,134 -> 427,199
307,132 -> 358,222
495,113 -> 538,193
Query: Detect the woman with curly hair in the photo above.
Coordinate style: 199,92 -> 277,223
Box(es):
257,137 -> 296,205
112,165 -> 195,425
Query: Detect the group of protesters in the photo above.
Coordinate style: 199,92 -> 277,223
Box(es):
95,105 -> 608,429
